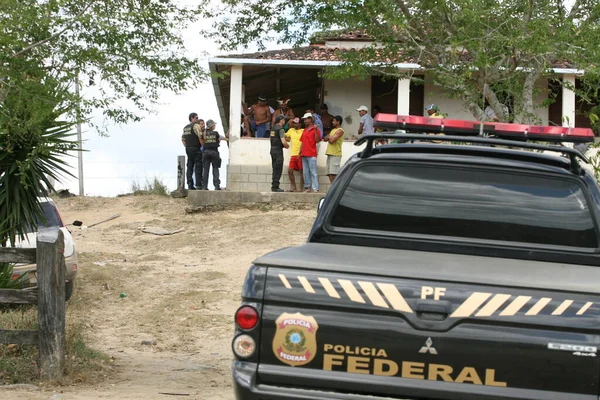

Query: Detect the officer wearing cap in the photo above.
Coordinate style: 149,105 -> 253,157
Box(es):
181,112 -> 202,190
200,119 -> 221,190
270,114 -> 289,192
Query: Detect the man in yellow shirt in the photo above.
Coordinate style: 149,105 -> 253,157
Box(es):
324,115 -> 344,183
285,117 -> 304,191
425,104 -> 444,143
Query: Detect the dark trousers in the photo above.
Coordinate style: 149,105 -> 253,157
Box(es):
185,147 -> 202,189
202,149 -> 221,190
271,152 -> 284,189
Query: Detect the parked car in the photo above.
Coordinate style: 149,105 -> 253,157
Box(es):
232,115 -> 600,400
12,197 -> 81,301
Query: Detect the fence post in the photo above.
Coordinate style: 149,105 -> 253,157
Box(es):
177,155 -> 185,192
36,227 -> 65,380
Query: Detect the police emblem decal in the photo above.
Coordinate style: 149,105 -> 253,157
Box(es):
272,312 -> 319,367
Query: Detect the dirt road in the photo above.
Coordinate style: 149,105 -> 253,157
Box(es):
9,195 -> 316,400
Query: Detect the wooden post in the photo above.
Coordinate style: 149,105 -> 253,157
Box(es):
177,155 -> 185,192
36,227 -> 65,380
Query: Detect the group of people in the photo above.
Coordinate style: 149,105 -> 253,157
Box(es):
242,95 -> 340,139
181,97 -> 392,193
269,112 -> 345,193
181,113 -> 225,190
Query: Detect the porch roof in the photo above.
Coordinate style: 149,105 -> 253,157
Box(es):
210,43 -> 580,71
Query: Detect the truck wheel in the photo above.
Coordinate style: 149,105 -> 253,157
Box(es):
65,280 -> 75,301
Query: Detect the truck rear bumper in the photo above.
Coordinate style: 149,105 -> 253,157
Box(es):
233,361 -> 596,400
233,361 -> 406,400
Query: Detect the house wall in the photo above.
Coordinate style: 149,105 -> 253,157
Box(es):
323,78 -> 372,138
226,74 -> 560,192
423,77 -> 550,122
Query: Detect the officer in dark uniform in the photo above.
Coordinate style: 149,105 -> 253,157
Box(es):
270,115 -> 289,192
200,119 -> 221,190
181,112 -> 202,190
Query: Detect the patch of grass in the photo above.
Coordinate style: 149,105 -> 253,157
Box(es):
62,323 -> 112,385
130,176 -> 169,196
0,306 -> 111,385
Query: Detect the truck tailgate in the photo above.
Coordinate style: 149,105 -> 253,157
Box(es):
254,244 -> 600,399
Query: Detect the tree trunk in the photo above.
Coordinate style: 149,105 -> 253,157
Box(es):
518,67 -> 543,124
483,84 -> 508,122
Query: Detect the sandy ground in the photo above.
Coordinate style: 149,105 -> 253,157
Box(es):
7,195 -> 316,400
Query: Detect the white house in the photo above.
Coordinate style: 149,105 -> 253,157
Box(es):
208,32 -> 593,192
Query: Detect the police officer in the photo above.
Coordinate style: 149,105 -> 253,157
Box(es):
200,119 -> 221,190
181,112 -> 202,190
270,115 -> 289,192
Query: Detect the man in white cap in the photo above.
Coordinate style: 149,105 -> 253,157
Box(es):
200,119 -> 222,190
425,104 -> 444,143
425,104 -> 443,118
285,117 -> 304,192
299,113 -> 321,192
357,105 -> 374,136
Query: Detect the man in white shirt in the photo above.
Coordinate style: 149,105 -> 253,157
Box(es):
357,105 -> 374,136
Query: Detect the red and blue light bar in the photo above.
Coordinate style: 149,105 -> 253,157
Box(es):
374,114 -> 595,143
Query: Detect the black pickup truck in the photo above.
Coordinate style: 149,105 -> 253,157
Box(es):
231,115 -> 600,400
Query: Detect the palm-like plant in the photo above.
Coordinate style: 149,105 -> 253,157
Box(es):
0,74 -> 78,249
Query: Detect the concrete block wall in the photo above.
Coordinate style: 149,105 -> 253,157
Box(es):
227,164 -> 332,193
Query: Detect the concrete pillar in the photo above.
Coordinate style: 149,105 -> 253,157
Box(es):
562,74 -> 576,127
397,78 -> 411,115
229,65 -> 243,164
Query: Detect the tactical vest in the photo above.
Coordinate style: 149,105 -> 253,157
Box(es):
270,127 -> 285,152
182,122 -> 200,148
203,130 -> 219,150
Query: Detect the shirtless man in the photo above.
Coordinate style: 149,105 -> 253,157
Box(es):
318,103 -> 334,136
271,98 -> 295,128
244,95 -> 272,138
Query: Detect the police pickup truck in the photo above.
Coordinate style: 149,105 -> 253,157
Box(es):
231,114 -> 600,400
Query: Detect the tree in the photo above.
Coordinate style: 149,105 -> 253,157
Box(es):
0,0 -> 208,273
1,0 -> 207,129
208,0 -> 600,125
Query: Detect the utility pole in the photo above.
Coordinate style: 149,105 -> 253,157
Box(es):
75,73 -> 84,196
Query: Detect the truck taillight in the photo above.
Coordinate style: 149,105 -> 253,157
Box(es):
235,305 -> 258,330
232,334 -> 256,358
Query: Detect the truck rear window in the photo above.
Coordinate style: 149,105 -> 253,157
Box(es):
331,164 -> 598,249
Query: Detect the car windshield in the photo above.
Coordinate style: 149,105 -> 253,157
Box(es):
24,202 -> 63,233
331,163 -> 598,249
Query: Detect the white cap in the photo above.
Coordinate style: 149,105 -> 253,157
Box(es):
301,112 -> 313,119
356,105 -> 369,112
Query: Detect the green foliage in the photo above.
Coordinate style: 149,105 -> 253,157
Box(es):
0,75 -> 78,246
207,0 -> 600,125
0,263 -> 28,289
130,176 -> 169,196
1,0 -> 208,131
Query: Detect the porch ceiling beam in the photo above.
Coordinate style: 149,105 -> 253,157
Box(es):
209,57 -> 420,70
210,58 -> 584,75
